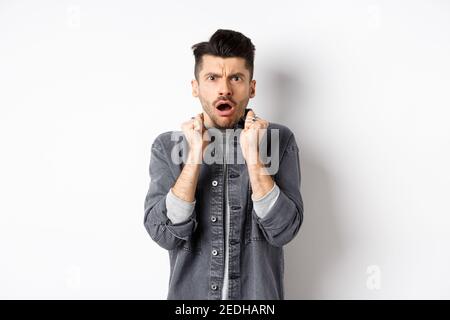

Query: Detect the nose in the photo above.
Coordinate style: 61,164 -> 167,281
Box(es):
217,78 -> 232,97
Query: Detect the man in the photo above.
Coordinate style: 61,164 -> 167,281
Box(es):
144,29 -> 304,300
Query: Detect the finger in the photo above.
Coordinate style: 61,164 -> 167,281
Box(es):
192,113 -> 204,132
245,116 -> 266,132
246,109 -> 255,120
250,119 -> 268,129
245,117 -> 261,124
244,110 -> 256,129
199,113 -> 206,130
249,122 -> 262,131
182,119 -> 194,131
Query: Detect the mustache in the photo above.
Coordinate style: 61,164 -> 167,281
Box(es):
215,96 -> 235,106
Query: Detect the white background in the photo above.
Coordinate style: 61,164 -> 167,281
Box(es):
1,0 -> 449,299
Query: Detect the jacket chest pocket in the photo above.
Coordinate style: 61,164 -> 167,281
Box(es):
244,183 -> 265,244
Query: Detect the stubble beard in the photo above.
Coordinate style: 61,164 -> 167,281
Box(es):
198,92 -> 249,129
203,102 -> 242,130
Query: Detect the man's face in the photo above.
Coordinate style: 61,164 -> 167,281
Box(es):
191,54 -> 256,129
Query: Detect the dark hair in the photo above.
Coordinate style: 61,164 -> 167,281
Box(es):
191,29 -> 255,81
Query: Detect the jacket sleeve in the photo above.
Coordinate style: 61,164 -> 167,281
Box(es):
253,132 -> 304,247
143,136 -> 198,250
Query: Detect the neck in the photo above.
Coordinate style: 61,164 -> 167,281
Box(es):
203,117 -> 227,132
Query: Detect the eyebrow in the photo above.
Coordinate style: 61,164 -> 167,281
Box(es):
203,72 -> 246,80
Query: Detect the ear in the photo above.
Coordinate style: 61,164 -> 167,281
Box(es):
249,79 -> 256,98
191,79 -> 199,97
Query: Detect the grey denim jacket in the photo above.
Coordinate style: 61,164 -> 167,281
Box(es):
144,108 -> 304,300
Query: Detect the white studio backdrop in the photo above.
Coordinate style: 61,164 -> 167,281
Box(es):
0,0 -> 449,299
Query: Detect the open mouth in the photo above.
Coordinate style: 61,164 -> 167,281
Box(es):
216,103 -> 233,111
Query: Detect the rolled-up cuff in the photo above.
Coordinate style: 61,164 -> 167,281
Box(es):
166,188 -> 196,224
252,182 -> 280,219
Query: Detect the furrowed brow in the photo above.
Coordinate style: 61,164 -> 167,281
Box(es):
231,72 -> 246,79
204,72 -> 246,79
204,72 -> 220,78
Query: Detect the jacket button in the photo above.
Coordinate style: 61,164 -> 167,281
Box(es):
211,216 -> 217,222
212,249 -> 218,256
212,180 -> 218,187
211,284 -> 218,290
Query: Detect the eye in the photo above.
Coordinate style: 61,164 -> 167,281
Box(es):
232,76 -> 241,81
207,75 -> 215,80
